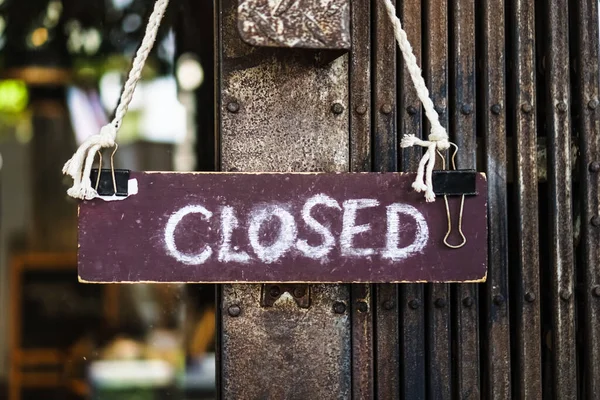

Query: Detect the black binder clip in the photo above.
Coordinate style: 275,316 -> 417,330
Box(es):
89,146 -> 129,196
433,144 -> 477,249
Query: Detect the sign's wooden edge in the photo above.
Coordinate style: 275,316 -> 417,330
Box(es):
78,275 -> 487,284
140,171 -> 488,179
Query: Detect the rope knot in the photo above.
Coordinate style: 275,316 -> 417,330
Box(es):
62,123 -> 120,200
98,123 -> 117,147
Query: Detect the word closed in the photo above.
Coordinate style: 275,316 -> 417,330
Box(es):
78,172 -> 488,283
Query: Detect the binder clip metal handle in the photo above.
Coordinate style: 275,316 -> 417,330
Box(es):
433,144 -> 476,249
90,144 -> 130,197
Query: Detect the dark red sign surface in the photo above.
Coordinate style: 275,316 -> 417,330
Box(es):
78,172 -> 488,283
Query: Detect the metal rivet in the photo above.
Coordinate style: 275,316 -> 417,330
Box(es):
591,216 -> 600,227
355,104 -> 367,115
525,292 -> 536,303
462,297 -> 474,307
408,299 -> 421,309
357,301 -> 369,313
592,286 -> 600,298
381,104 -> 393,114
588,99 -> 599,110
331,103 -> 344,115
269,286 -> 281,298
407,106 -> 418,115
491,104 -> 502,115
435,298 -> 447,308
493,294 -> 505,305
589,162 -> 600,173
461,104 -> 473,115
557,102 -> 568,112
228,304 -> 241,317
227,101 -> 240,113
293,287 -> 306,298
560,291 -> 571,301
521,103 -> 533,113
383,300 -> 395,310
333,301 -> 346,314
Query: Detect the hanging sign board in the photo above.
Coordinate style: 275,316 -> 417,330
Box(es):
77,172 -> 487,283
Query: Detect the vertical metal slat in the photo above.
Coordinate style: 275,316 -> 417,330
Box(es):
350,0 -> 374,397
449,0 -> 480,397
508,0 -> 542,397
424,0 -> 452,398
545,0 -> 578,397
481,0 -> 512,397
398,0 -> 426,398
571,0 -> 600,397
374,0 -> 400,397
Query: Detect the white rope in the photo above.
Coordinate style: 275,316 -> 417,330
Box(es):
382,0 -> 450,202
63,0 -> 170,200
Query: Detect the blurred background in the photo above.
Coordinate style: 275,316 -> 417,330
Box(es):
0,0 -> 217,399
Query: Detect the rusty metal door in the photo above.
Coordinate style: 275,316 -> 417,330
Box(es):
176,0 -> 600,397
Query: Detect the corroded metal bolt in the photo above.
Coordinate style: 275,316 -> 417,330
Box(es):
560,291 -> 571,301
525,292 -> 536,303
333,301 -> 347,314
557,102 -> 568,112
357,301 -> 369,313
591,216 -> 600,227
462,297 -> 474,308
293,287 -> 306,298
588,99 -> 599,110
493,294 -> 505,306
331,103 -> 345,115
435,298 -> 447,308
227,101 -> 240,113
269,286 -> 281,298
521,103 -> 533,113
461,104 -> 473,115
381,104 -> 393,114
407,106 -> 418,115
491,104 -> 502,115
355,104 -> 367,115
592,286 -> 600,298
408,299 -> 421,309
589,162 -> 600,173
383,300 -> 395,310
228,304 -> 241,317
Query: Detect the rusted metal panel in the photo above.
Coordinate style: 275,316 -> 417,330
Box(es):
218,0 -> 351,395
349,0 -> 373,396
572,0 -> 600,397
449,0 -> 480,397
544,0 -> 577,396
220,284 -> 351,399
507,0 -> 542,397
481,0 -> 512,398
237,0 -> 350,49
397,0 -> 426,397
373,0 -> 399,397
220,9 -> 349,173
424,0 -> 452,398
